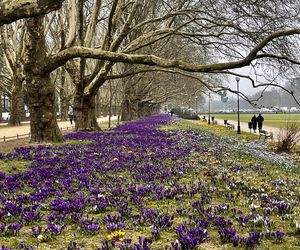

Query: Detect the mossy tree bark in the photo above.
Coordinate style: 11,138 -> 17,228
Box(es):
0,0 -> 64,26
8,67 -> 25,126
27,75 -> 63,142
73,93 -> 100,131
24,17 -> 64,143
0,95 -> 2,121
121,98 -> 139,121
59,68 -> 68,121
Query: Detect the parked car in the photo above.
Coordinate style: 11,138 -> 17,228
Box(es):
271,107 -> 280,113
290,107 -> 300,113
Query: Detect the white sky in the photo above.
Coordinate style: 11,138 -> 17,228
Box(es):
227,66 -> 270,97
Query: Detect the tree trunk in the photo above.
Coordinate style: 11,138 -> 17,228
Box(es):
60,93 -> 68,121
24,17 -> 64,143
120,98 -> 139,121
120,99 -> 131,121
95,92 -> 101,117
113,99 -> 118,116
59,68 -> 68,121
102,105 -> 108,117
9,73 -> 24,126
137,101 -> 158,117
27,75 -> 63,142
137,101 -> 148,118
0,94 -> 2,121
120,85 -> 138,122
74,94 -> 100,131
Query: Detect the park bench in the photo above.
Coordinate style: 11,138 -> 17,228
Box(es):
226,123 -> 235,130
227,123 -> 234,130
259,130 -> 273,140
224,120 -> 234,130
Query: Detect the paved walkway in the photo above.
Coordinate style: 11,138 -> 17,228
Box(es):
0,116 -> 118,142
213,118 -> 280,141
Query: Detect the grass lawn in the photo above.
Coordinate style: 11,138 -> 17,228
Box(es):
208,113 -> 300,128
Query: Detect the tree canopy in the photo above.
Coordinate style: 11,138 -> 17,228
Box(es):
0,0 -> 299,142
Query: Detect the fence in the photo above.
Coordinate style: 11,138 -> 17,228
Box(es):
0,126 -> 75,142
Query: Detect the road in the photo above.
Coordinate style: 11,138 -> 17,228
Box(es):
0,116 -> 118,141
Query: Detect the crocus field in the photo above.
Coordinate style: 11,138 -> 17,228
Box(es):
0,115 -> 299,249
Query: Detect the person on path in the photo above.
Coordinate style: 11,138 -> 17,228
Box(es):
68,110 -> 73,125
257,113 -> 264,131
170,110 -> 174,116
251,115 -> 257,133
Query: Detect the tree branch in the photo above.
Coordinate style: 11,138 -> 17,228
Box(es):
212,70 -> 300,107
256,53 -> 300,65
64,0 -> 77,48
44,28 -> 300,75
0,0 -> 64,26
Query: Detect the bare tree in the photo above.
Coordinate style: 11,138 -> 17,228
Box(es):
0,21 -> 27,125
11,0 -> 300,142
0,44 -> 11,120
24,17 -> 63,142
56,67 -> 75,121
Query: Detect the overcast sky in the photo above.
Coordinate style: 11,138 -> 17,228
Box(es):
227,66 -> 274,97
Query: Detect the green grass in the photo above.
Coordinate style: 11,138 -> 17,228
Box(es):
208,113 -> 300,128
99,120 -> 119,129
0,160 -> 29,175
161,119 -> 259,141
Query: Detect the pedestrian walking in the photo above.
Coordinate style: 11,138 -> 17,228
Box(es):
251,115 -> 257,133
68,110 -> 73,125
257,113 -> 264,131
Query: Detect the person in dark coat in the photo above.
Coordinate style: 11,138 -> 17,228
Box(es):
251,115 -> 257,133
68,110 -> 73,125
256,113 -> 264,130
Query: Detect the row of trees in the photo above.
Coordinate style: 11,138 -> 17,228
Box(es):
0,0 -> 299,143
217,78 -> 300,111
244,78 -> 300,109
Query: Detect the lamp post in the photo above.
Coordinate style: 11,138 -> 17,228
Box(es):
236,77 -> 241,134
195,96 -> 198,113
208,92 -> 211,124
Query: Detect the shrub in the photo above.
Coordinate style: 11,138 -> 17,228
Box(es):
172,108 -> 199,120
277,121 -> 300,152
180,114 -> 200,120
